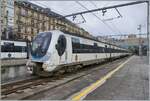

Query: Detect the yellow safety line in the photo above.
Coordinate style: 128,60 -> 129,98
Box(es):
70,57 -> 132,101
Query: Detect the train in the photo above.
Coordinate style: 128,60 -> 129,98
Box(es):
26,30 -> 131,76
1,40 -> 28,59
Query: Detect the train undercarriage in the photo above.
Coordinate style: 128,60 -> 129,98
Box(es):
27,54 -> 130,77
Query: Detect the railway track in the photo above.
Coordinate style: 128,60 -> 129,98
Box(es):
2,78 -> 49,95
1,56 -> 129,100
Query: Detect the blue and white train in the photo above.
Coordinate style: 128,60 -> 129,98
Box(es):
26,30 -> 131,76
1,40 -> 28,59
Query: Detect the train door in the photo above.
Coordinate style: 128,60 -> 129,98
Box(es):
94,43 -> 98,59
104,44 -> 108,59
55,35 -> 67,64
109,44 -> 112,59
66,36 -> 72,63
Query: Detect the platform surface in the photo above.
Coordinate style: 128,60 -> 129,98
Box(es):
18,56 -> 149,100
1,59 -> 27,67
84,56 -> 149,100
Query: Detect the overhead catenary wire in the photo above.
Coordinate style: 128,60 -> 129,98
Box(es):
110,22 -> 123,35
89,1 -> 98,8
30,1 -> 125,35
75,1 -> 119,34
65,1 -> 147,17
89,1 -> 123,35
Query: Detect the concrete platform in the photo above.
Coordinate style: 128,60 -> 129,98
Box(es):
1,66 -> 31,84
84,56 -> 149,100
1,59 -> 29,83
1,59 -> 27,67
21,56 -> 149,100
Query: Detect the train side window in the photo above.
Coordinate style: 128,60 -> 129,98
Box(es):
113,47 -> 115,53
104,45 -> 107,52
93,43 -> 98,52
94,43 -> 98,47
3,42 -> 14,52
1,45 -> 5,52
22,47 -> 26,52
71,37 -> 80,50
71,37 -> 80,44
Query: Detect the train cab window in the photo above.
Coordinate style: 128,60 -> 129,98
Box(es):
31,32 -> 52,57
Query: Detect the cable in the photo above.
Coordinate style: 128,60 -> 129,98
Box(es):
89,1 -> 98,8
110,22 -> 123,35
75,1 -> 117,34
89,1 -> 123,35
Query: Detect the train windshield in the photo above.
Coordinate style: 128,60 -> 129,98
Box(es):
31,32 -> 52,58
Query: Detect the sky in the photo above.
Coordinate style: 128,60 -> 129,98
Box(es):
30,1 -> 147,37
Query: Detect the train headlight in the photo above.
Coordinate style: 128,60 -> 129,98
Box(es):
43,63 -> 48,70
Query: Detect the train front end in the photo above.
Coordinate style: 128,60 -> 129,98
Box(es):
26,32 -> 53,76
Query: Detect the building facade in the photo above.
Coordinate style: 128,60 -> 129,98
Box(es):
1,0 -> 14,39
13,1 -> 90,41
113,34 -> 147,55
1,0 -> 90,40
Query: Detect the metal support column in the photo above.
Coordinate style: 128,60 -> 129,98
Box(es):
147,1 -> 150,64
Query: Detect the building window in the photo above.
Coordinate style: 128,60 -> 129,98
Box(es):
21,8 -> 27,16
7,0 -> 14,6
25,27 -> 27,33
42,22 -> 45,31
25,36 -> 28,40
37,29 -> 39,33
18,25 -> 21,32
31,28 -> 33,35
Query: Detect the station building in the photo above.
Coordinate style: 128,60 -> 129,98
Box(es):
1,0 -> 14,39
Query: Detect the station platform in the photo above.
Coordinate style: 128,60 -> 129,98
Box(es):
83,56 -> 149,100
1,59 -> 27,67
5,56 -> 148,100
1,59 -> 29,83
24,56 -> 149,100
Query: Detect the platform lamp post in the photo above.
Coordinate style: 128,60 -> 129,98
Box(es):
137,24 -> 142,56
